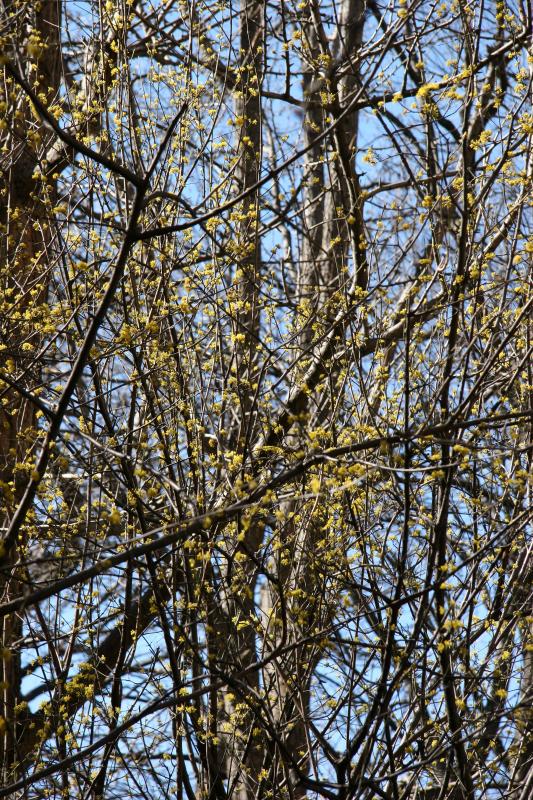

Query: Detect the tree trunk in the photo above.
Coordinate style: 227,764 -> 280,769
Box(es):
0,0 -> 61,781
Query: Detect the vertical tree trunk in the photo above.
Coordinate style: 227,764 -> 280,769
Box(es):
0,0 -> 61,781
211,2 -> 265,798
232,0 -> 264,452
259,3 -> 365,796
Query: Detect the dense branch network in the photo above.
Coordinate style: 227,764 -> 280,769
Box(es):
0,1 -> 532,799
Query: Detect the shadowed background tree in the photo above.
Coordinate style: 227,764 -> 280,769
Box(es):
0,1 -> 532,798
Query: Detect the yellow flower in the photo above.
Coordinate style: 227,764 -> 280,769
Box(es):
363,147 -> 377,165
109,508 -> 122,526
310,476 -> 321,494
417,83 -> 439,99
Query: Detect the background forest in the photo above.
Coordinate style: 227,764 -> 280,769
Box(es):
0,1 -> 532,798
